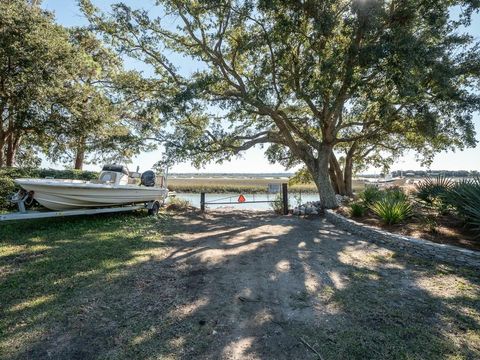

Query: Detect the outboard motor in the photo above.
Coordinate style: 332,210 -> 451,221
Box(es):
141,170 -> 156,187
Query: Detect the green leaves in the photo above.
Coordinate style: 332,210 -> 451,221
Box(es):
349,202 -> 366,218
444,177 -> 480,236
0,1 -> 162,169
359,186 -> 383,206
370,192 -> 413,226
415,176 -> 455,205
77,0 -> 480,207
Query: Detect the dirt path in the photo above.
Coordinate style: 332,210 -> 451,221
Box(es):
3,211 -> 479,359
165,211 -> 360,359
136,211 -> 479,359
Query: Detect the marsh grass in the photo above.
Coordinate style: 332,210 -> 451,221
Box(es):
167,177 -> 317,193
167,177 -> 365,194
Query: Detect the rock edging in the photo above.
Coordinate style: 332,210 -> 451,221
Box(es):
324,209 -> 480,269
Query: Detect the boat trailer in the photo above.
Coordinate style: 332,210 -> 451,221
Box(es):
0,189 -> 161,222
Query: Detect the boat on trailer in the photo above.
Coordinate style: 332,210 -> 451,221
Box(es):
1,165 -> 168,221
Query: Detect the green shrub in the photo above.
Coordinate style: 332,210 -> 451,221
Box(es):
349,202 -> 365,217
270,193 -> 287,214
36,169 -> 98,181
384,186 -> 407,201
0,167 -> 36,179
0,177 -> 16,209
166,196 -> 191,211
415,176 -> 454,206
0,167 -> 98,181
420,214 -> 438,233
359,185 -> 382,205
370,194 -> 413,225
444,177 -> 480,236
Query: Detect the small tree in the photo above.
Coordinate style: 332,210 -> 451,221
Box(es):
0,0 -> 78,167
0,2 -> 157,169
43,29 -> 156,170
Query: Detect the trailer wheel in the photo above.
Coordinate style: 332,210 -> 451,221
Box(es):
148,201 -> 160,216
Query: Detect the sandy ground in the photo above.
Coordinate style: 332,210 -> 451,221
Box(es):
162,211 -> 350,359
117,211 -> 478,359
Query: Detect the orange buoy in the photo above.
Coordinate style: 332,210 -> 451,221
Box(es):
238,194 -> 246,203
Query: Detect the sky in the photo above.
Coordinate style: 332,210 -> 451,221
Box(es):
40,0 -> 480,173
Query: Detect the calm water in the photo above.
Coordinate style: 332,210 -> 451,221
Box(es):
172,192 -> 320,210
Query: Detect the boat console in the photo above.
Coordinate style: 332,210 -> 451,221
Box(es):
98,171 -> 129,185
99,165 -> 130,185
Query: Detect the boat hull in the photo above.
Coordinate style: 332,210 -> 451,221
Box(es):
15,179 -> 168,211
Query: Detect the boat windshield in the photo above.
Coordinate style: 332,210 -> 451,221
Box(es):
99,171 -> 116,184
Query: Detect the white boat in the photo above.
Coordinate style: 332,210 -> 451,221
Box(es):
364,177 -> 407,187
14,165 -> 168,211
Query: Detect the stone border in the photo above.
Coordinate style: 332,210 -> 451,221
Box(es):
324,209 -> 480,269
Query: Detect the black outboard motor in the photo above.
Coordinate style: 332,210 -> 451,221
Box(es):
141,170 -> 156,187
102,164 -> 129,176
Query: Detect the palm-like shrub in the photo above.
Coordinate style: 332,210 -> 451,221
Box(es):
385,186 -> 408,201
415,175 -> 454,205
359,185 -> 382,205
444,177 -> 480,236
349,202 -> 365,217
370,193 -> 413,225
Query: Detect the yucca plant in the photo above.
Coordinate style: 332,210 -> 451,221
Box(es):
444,177 -> 480,236
415,175 -> 454,205
349,202 -> 366,217
370,194 -> 413,225
385,186 -> 408,201
359,185 -> 382,205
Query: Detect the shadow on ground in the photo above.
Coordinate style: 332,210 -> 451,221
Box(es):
1,210 -> 479,359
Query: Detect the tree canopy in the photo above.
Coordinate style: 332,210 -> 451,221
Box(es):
81,0 -> 480,208
0,0 -> 156,169
0,0 -> 76,166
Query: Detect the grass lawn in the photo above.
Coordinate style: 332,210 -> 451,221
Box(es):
1,211 -> 479,359
0,213 -> 175,359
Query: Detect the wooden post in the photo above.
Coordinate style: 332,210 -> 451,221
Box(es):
282,183 -> 288,215
200,192 -> 206,212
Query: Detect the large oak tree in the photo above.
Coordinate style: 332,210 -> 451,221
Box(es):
83,0 -> 480,208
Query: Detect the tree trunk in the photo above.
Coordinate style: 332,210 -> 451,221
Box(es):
5,112 -> 14,166
330,153 -> 346,195
5,133 -> 14,167
0,132 -> 4,168
74,139 -> 86,170
344,157 -> 353,196
0,102 -> 4,167
310,145 -> 338,209
9,134 -> 22,167
343,142 -> 357,196
5,131 -> 21,167
0,101 -> 11,168
329,162 -> 340,194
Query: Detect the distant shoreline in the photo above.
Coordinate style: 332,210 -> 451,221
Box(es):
167,178 -> 366,194
169,170 -> 479,179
